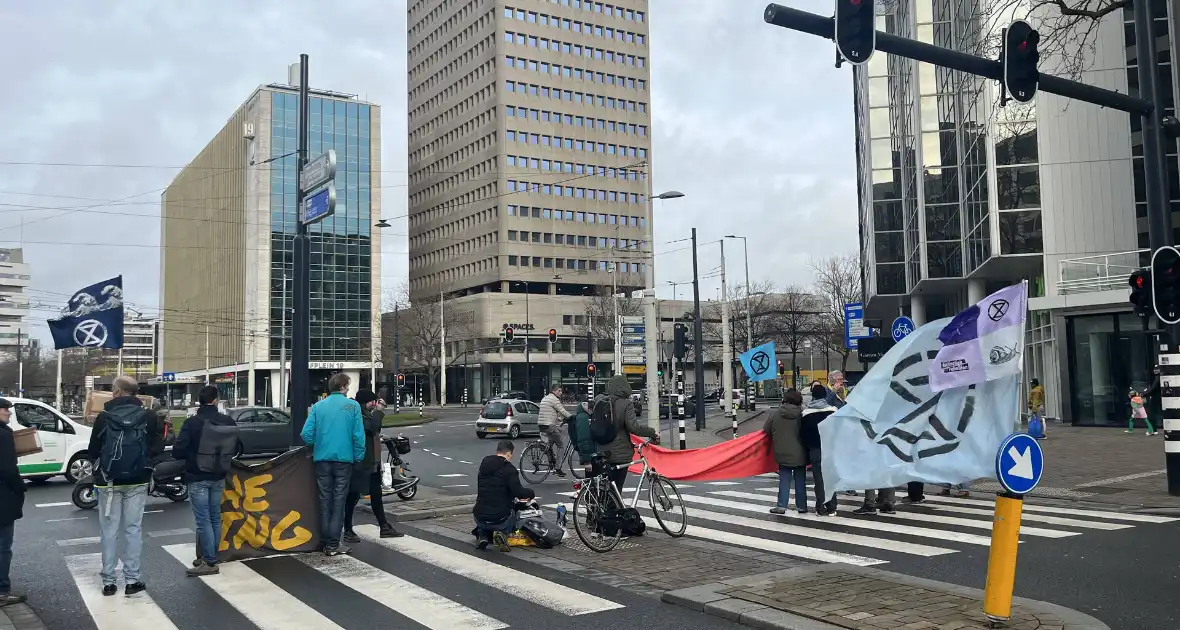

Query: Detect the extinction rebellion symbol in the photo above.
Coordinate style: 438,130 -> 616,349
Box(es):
749,350 -> 771,376
73,319 -> 108,348
988,299 -> 1010,321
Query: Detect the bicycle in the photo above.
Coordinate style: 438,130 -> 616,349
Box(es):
518,426 -> 586,484
572,438 -> 687,552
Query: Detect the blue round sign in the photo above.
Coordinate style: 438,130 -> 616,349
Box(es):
891,316 -> 916,342
995,433 -> 1045,495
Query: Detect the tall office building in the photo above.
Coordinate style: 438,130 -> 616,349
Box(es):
404,0 -> 654,400
855,0 -> 1179,425
0,248 -> 30,360
159,76 -> 382,406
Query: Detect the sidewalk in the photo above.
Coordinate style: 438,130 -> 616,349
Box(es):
666,565 -> 1108,630
0,604 -> 47,630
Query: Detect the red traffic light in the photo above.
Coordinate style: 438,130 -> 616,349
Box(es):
503,327 -> 515,342
587,363 -> 596,376
548,328 -> 557,343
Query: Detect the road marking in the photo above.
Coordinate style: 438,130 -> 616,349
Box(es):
1074,469 -> 1167,488
47,517 -> 88,522
355,525 -> 624,615
438,474 -> 467,478
912,502 -> 1132,530
296,553 -> 507,630
459,461 -> 473,465
35,501 -> 72,508
443,484 -> 470,488
431,452 -> 441,457
638,516 -> 886,566
144,510 -> 163,514
162,544 -> 344,629
422,448 -> 432,452
444,457 -> 454,461
57,537 -> 101,547
148,528 -> 194,537
916,494 -> 1180,523
66,553 -> 179,630
706,481 -> 743,486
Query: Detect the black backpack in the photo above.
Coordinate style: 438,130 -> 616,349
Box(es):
520,517 -> 566,548
589,396 -> 617,445
195,418 -> 240,475
598,507 -> 646,537
99,406 -> 151,484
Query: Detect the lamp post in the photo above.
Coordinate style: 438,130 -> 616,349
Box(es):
644,190 -> 686,430
510,281 -> 531,399
724,235 -> 753,354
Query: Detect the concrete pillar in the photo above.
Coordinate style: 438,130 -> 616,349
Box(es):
910,294 -> 927,327
967,278 -> 986,305
269,370 -> 283,409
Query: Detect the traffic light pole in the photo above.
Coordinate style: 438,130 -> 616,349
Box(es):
290,54 -> 312,443
691,228 -> 707,431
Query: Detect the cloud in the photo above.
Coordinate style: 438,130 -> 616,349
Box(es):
0,0 -> 855,343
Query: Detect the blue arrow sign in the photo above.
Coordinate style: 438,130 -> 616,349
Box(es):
995,433 -> 1044,495
162,372 -> 176,383
891,316 -> 916,343
302,185 -> 337,225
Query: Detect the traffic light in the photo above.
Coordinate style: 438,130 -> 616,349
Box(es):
396,373 -> 405,388
1129,268 -> 1152,317
1002,20 -> 1040,103
834,0 -> 876,65
587,363 -> 597,378
503,327 -> 514,343
778,360 -> 785,377
1151,246 -> 1180,324
673,323 -> 687,359
548,328 -> 557,343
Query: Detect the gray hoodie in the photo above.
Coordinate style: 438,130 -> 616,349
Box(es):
602,375 -> 658,465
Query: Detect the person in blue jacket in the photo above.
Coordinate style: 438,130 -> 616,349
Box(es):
300,373 -> 366,556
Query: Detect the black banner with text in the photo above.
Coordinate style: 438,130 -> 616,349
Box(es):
217,446 -> 321,562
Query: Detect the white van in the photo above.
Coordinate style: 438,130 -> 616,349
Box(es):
8,397 -> 94,483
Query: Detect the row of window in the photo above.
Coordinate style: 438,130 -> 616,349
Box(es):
505,80 -> 647,114
507,230 -> 646,251
411,183 -> 498,236
506,129 -> 648,159
409,134 -> 497,207
411,257 -> 499,292
504,7 -> 647,46
508,205 -> 647,228
408,0 -> 487,73
504,31 -> 647,69
505,105 -> 648,137
506,156 -> 646,181
507,255 -> 645,273
542,0 -> 645,22
409,206 -> 496,242
504,55 -> 647,92
507,180 -> 646,204
411,232 -> 497,271
411,43 -> 495,123
409,37 -> 493,124
410,10 -> 493,95
409,89 -> 495,164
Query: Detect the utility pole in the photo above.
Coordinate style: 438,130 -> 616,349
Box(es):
279,273 -> 289,409
15,328 -> 22,397
720,240 -> 734,427
643,191 -> 683,429
393,302 -> 400,413
290,53 -> 312,438
204,324 -> 210,385
691,228 -> 706,431
55,349 -> 62,410
439,289 -> 446,406
611,266 -> 620,374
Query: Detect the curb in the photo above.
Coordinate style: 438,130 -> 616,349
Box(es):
0,603 -> 47,630
663,565 -> 1110,630
713,410 -> 767,436
359,495 -> 476,523
381,416 -> 436,430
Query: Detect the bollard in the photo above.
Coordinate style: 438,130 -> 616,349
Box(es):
1159,346 -> 1180,495
419,399 -> 424,419
676,369 -> 686,449
732,412 -> 738,439
983,493 -> 1023,623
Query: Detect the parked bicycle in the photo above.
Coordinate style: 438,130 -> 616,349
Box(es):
572,438 -> 687,552
518,428 -> 586,484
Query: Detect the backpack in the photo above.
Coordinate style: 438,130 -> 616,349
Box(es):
520,517 -> 566,549
597,507 -> 646,537
99,405 -> 151,484
589,396 -> 618,445
195,418 -> 241,475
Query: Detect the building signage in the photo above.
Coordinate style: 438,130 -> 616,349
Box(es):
299,149 -> 337,193
503,323 -> 535,330
309,362 -> 346,370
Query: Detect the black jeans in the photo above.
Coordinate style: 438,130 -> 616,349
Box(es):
807,448 -> 838,512
315,461 -> 353,548
344,472 -> 388,531
608,467 -> 628,496
907,481 -> 926,501
0,522 -> 12,593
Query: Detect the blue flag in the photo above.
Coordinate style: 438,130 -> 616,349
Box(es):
739,341 -> 777,382
48,276 -> 124,350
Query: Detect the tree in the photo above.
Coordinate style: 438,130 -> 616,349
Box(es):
574,288 -> 642,352
761,288 -> 823,381
810,253 -> 863,374
381,286 -> 474,406
701,280 -> 779,356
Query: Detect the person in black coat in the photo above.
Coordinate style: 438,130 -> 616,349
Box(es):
472,440 -> 535,552
0,398 -> 27,606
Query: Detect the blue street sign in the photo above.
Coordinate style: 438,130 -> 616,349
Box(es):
995,433 -> 1044,495
891,316 -> 916,342
844,302 -> 869,349
302,185 -> 337,225
622,326 -> 645,334
161,372 -> 176,383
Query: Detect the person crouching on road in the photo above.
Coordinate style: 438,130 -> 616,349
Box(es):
343,390 -> 403,542
301,372 -> 366,556
473,440 -> 535,552
538,384 -> 572,477
764,388 -> 808,514
172,386 -> 238,576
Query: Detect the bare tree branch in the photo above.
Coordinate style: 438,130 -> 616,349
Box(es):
809,253 -> 863,373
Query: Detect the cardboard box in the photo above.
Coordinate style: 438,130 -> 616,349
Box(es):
12,427 -> 42,457
82,391 -> 157,426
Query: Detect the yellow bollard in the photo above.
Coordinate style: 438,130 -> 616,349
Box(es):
983,493 -> 1024,623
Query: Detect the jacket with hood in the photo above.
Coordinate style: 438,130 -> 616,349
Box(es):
602,375 -> 658,465
87,396 -> 162,486
473,454 -> 535,522
568,403 -> 597,465
172,404 -> 237,483
801,400 -> 837,452
763,401 -> 807,467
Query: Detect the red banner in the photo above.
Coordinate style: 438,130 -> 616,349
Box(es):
628,431 -> 777,480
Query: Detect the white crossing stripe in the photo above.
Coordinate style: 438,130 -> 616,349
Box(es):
148,528 -> 194,537
162,544 -> 345,629
66,553 -> 179,630
355,525 -> 623,615
637,516 -> 886,566
907,501 -> 1131,530
438,473 -> 468,477
57,537 -> 101,547
295,553 -> 507,630
705,481 -> 743,486
916,494 -> 1180,523
36,501 -> 72,508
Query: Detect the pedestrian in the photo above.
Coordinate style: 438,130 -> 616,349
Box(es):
301,372 -> 366,556
1127,389 -> 1158,435
1145,366 -> 1162,431
537,384 -> 572,478
0,399 -> 27,606
803,383 -> 837,515
600,375 -> 659,494
172,385 -> 238,576
87,375 -> 160,596
764,388 -> 808,514
473,440 -> 535,552
343,390 -> 403,542
1028,378 -> 1046,438
567,400 -> 597,467
825,371 -> 848,408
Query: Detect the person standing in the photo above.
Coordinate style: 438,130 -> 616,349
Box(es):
172,385 -> 237,576
1028,378 -> 1046,438
87,375 -> 160,596
343,391 -> 403,542
600,375 -> 658,493
537,385 -> 572,478
0,399 -> 26,606
764,389 -> 808,514
803,384 -> 837,515
301,373 -> 365,556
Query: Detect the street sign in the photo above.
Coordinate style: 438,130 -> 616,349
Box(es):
844,302 -> 870,349
622,365 -> 646,374
299,149 -> 337,192
891,316 -> 916,342
995,433 -> 1044,495
161,372 -> 176,383
302,185 -> 337,225
856,336 -> 895,363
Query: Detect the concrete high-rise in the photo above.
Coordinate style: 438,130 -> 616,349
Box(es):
0,248 -> 30,360
404,0 -> 654,400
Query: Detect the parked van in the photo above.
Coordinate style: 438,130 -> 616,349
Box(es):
7,397 -> 94,483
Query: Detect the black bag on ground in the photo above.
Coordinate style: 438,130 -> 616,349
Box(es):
589,396 -> 617,445
597,507 -> 645,537
195,421 -> 240,475
520,517 -> 565,548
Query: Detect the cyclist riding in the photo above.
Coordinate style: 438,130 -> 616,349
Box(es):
538,384 -> 572,478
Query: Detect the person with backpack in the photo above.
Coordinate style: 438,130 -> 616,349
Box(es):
567,400 -> 597,467
172,385 -> 238,576
85,375 -> 160,597
596,375 -> 658,493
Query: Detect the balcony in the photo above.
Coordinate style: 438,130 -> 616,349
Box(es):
1057,250 -> 1146,296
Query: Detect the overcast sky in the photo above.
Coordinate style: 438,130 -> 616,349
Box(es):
0,0 -> 857,343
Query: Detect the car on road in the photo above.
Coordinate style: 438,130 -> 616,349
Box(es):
476,399 -> 540,439
718,389 -> 750,411
11,397 -> 94,483
659,397 -> 697,419
225,406 -> 294,456
480,390 -> 529,405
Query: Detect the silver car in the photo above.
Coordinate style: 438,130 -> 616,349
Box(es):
225,407 -> 294,456
476,399 -> 540,439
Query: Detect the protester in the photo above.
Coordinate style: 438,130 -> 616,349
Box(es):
1028,378 -> 1046,438
601,375 -> 658,493
301,373 -> 366,556
172,385 -> 237,576
343,391 -> 403,542
825,371 -> 848,408
854,487 -> 896,515
568,401 -> 597,466
0,399 -> 26,606
803,384 -> 837,515
764,389 -> 808,514
537,385 -> 572,477
87,375 -> 160,596
473,440 -> 535,552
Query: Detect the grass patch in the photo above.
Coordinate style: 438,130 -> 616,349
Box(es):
382,413 -> 434,428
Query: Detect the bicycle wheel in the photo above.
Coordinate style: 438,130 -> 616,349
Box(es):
566,445 -> 586,479
573,478 -> 624,553
518,442 -> 553,485
649,474 -> 688,537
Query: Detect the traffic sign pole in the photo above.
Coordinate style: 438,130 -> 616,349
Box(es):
290,54 -> 312,444
984,433 -> 1044,624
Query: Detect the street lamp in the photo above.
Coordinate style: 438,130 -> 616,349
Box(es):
375,219 -> 391,228
643,190 -> 686,430
509,280 -> 531,399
